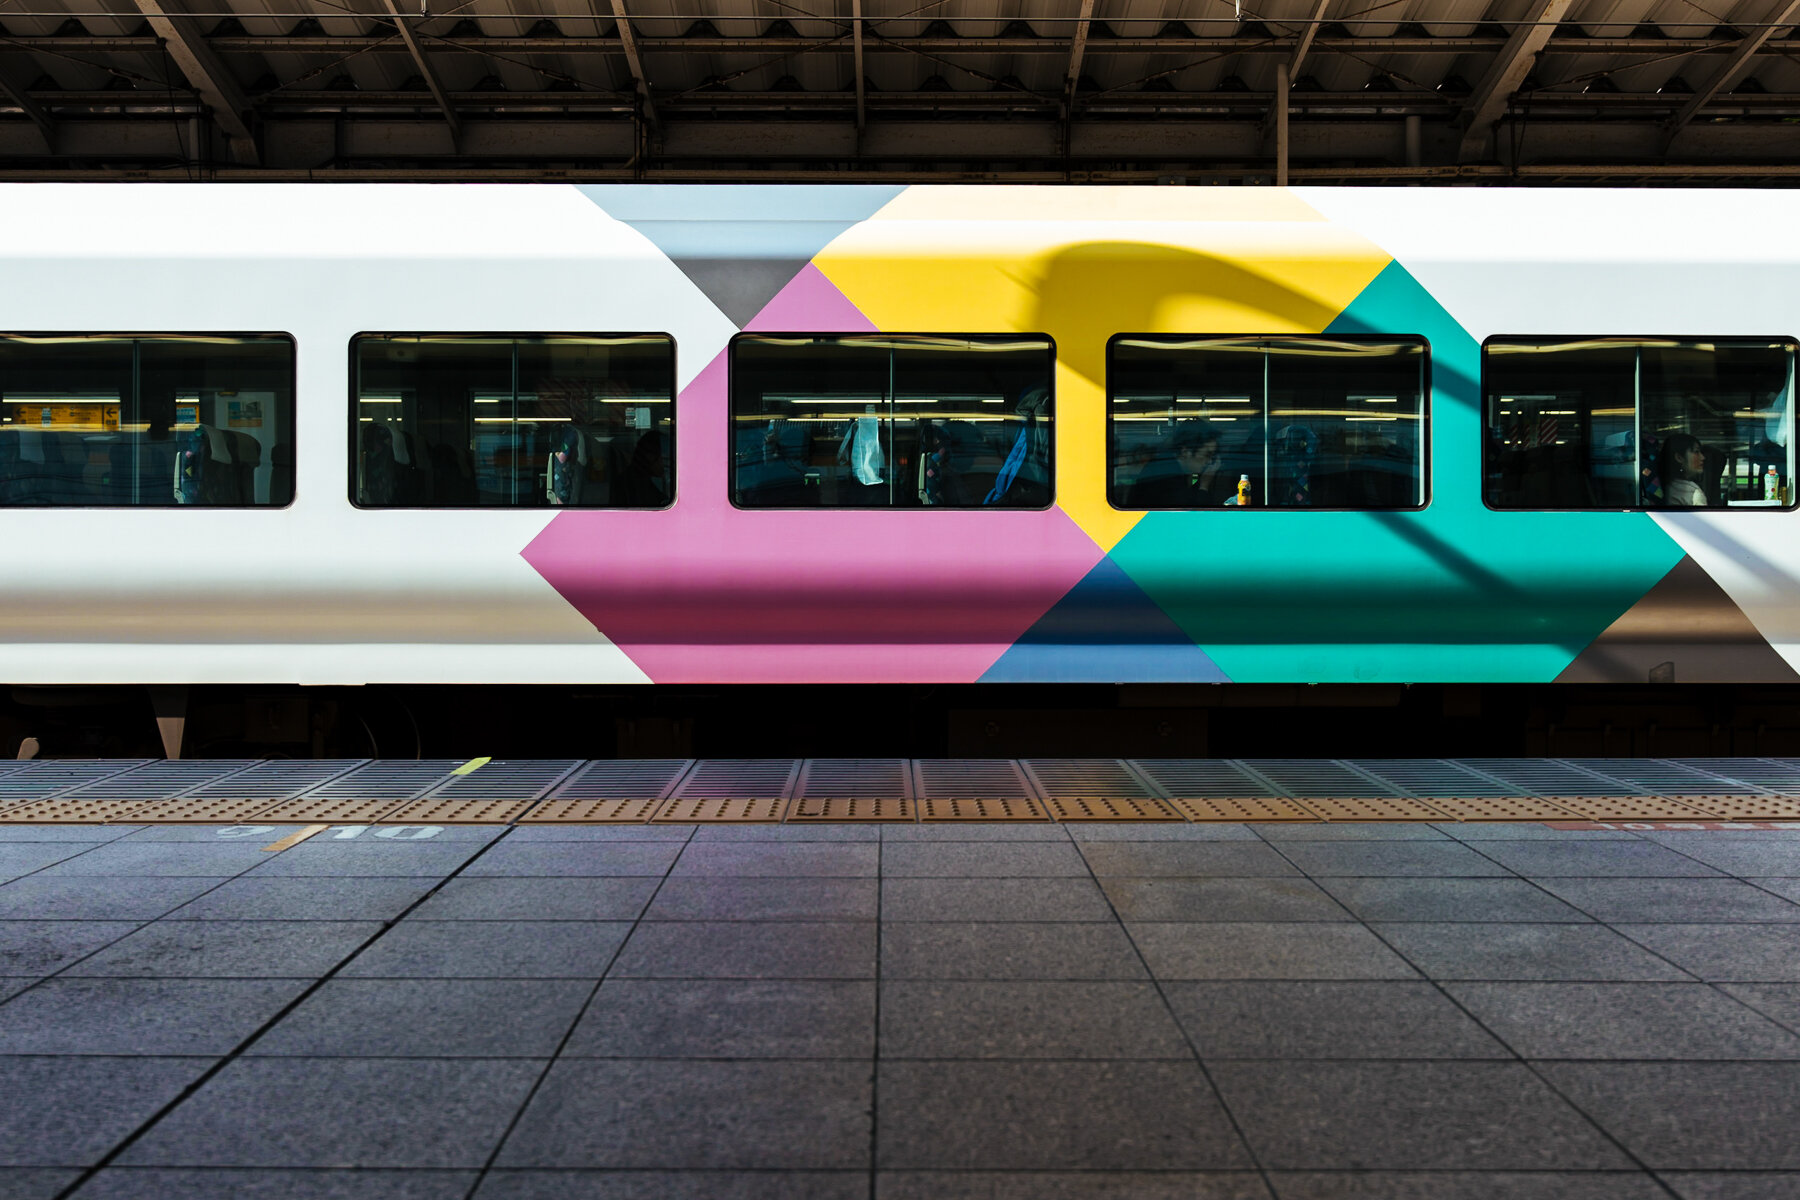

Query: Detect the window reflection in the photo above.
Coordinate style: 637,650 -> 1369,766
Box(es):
353,335 -> 674,508
0,335 -> 294,507
1483,338 -> 1796,510
730,334 -> 1054,509
1108,336 -> 1427,509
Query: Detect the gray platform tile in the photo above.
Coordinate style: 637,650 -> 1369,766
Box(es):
495,1060 -> 871,1169
1102,877 -> 1352,922
1317,878 -> 1589,923
1440,825 -> 1640,842
608,921 -> 875,980
118,825 -> 321,843
644,877 -> 878,922
880,842 -> 1089,878
697,825 -> 878,842
407,878 -> 660,922
1470,841 -> 1724,879
1209,1061 -> 1631,1171
1066,824 -> 1259,841
118,1058 -> 543,1169
341,921 -> 631,979
244,841 -> 486,879
63,920 -> 382,979
1165,981 -> 1508,1060
0,876 -> 226,921
1537,878 -> 1800,923
0,1056 -> 212,1166
73,1168 -> 478,1199
880,980 -> 1190,1060
877,1171 -> 1271,1199
1750,878 -> 1800,905
1265,1171 -> 1666,1198
1270,842 -> 1514,878
881,878 -> 1114,922
0,825 -> 137,842
0,978 -> 309,1055
362,826 -> 508,843
1129,922 -> 1420,980
1077,842 -> 1300,878
877,1060 -> 1252,1170
670,844 -> 880,878
1370,923 -> 1693,981
0,920 -> 142,975
1539,1063 -> 1800,1169
1720,985 -> 1800,1034
1662,1172 -> 1800,1199
1634,838 -> 1800,877
0,978 -> 32,1002
34,842 -> 273,878
0,1169 -> 79,1200
879,922 -> 1148,980
249,978 -> 593,1057
458,842 -> 681,878
885,823 -> 1071,841
1614,924 -> 1800,982
508,825 -> 694,841
564,979 -> 874,1059
167,877 -> 436,922
1445,982 -> 1800,1060
1257,823 -> 1451,841
0,843 -> 108,884
475,1170 -> 867,1199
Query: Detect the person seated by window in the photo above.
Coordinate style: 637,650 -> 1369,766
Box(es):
1126,425 -> 1222,508
1658,433 -> 1711,507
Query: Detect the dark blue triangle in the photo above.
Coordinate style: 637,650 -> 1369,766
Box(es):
981,557 -> 1230,682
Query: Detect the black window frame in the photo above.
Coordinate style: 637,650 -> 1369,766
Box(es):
347,331 -> 678,511
1105,331 -> 1433,513
725,330 -> 1058,512
1480,333 -> 1800,514
0,330 -> 298,510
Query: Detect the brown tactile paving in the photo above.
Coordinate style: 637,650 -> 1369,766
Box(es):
115,796 -> 309,824
250,798 -> 411,824
653,796 -> 789,823
1693,794 -> 1800,821
1418,796 -> 1588,822
1298,797 -> 1455,822
1545,795 -> 1724,821
0,798 -> 160,824
520,796 -> 663,823
377,797 -> 537,825
1042,796 -> 1185,822
1171,797 -> 1318,823
917,796 -> 1047,821
788,796 -> 916,822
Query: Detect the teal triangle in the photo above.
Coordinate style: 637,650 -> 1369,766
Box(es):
980,558 -> 1230,683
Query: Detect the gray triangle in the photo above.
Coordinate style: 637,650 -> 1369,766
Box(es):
668,257 -> 812,328
1557,555 -> 1800,683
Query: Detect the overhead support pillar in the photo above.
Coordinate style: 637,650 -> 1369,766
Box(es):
1274,61 -> 1289,185
131,0 -> 259,163
379,0 -> 461,150
609,0 -> 658,127
1261,0 -> 1327,168
1456,0 -> 1575,162
852,0 -> 865,130
1663,0 -> 1800,149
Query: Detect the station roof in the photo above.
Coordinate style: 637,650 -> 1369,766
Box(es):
1,0 -> 1798,181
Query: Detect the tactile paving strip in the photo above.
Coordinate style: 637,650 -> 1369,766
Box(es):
1132,760 -> 1279,798
250,797 -> 411,824
1546,795 -> 1724,821
521,796 -> 665,823
1663,795 -> 1800,821
116,796 -> 307,824
1043,796 -> 1185,822
0,798 -> 158,824
1022,759 -> 1159,799
378,797 -> 536,824
654,796 -> 789,823
1246,760 -> 1394,798
1300,797 -> 1454,822
1416,796 -> 1586,822
1349,760 -> 1522,798
0,760 -> 149,810
789,796 -> 915,822
917,796 -> 1047,821
1172,797 -> 1318,822
1568,758 -> 1757,795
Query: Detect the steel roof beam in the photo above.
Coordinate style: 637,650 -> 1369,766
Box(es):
609,0 -> 658,126
1287,0 -> 1332,79
1664,0 -> 1800,146
1456,0 -> 1576,161
378,0 -> 461,149
130,0 -> 258,163
852,0 -> 865,128
1063,0 -> 1096,107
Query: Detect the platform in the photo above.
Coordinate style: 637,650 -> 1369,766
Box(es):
4,788 -> 1800,1197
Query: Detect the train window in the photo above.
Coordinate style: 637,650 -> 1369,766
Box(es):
352,334 -> 675,509
1484,338 -> 1798,511
0,334 -> 294,507
729,333 -> 1053,509
1108,335 -> 1427,510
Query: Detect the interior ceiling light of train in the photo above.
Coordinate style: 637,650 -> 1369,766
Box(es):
0,0 -> 1797,182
